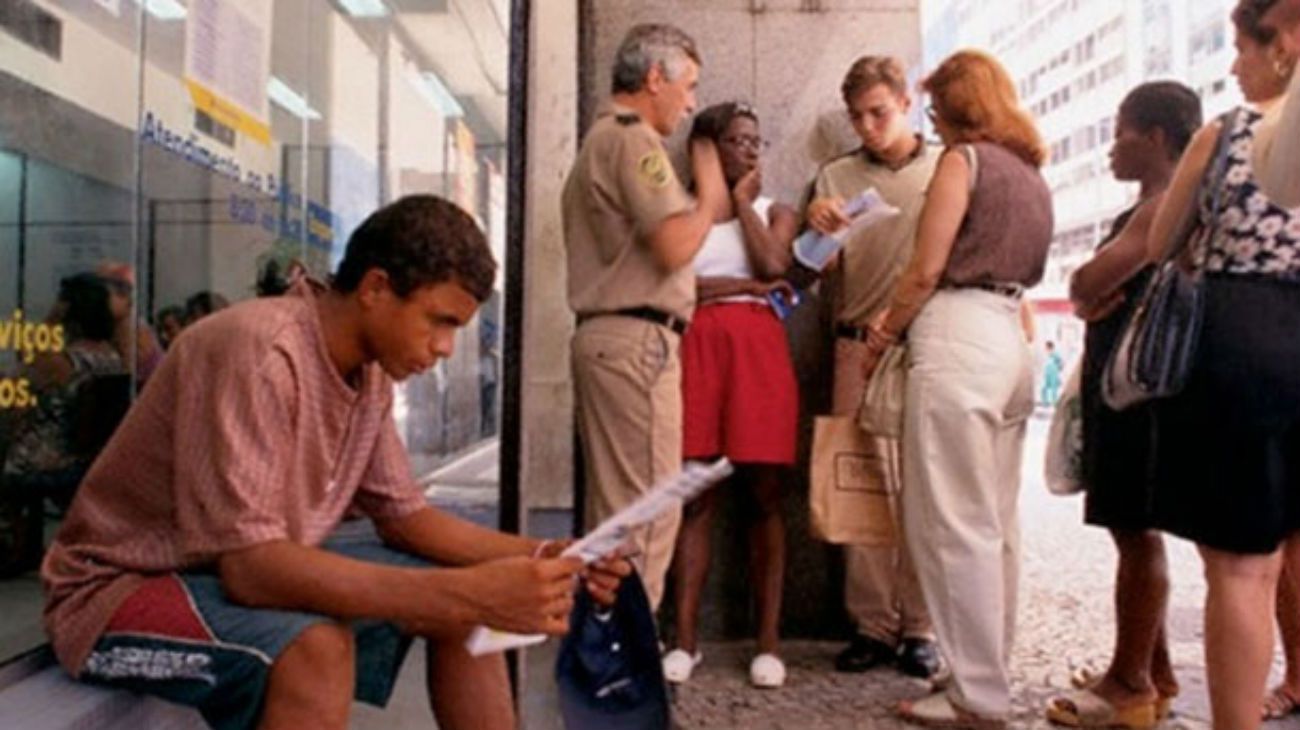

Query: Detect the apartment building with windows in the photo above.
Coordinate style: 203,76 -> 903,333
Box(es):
922,0 -> 1241,353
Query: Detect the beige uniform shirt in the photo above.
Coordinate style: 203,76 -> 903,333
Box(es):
814,142 -> 940,324
563,101 -> 695,321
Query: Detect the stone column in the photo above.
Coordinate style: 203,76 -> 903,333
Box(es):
520,0 -> 580,512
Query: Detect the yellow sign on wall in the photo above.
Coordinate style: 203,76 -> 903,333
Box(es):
184,79 -> 271,145
183,0 -> 273,146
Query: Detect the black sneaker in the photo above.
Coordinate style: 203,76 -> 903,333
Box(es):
834,635 -> 895,673
896,637 -> 942,679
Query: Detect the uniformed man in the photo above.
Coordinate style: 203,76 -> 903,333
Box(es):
562,22 -> 727,610
805,56 -> 941,679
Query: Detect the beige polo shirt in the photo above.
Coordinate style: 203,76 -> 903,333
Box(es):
562,101 -> 695,321
813,141 -> 940,325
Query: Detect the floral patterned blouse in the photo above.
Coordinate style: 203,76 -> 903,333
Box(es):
1203,108 -> 1300,280
3,341 -> 125,479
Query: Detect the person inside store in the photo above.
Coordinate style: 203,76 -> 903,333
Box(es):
1045,80 -> 1202,730
661,101 -> 799,689
0,272 -> 128,573
154,305 -> 186,350
42,195 -> 630,730
184,289 -> 230,325
96,261 -> 164,384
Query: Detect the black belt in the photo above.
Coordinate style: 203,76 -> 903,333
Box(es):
952,282 -> 1025,299
835,323 -> 869,342
579,307 -> 688,335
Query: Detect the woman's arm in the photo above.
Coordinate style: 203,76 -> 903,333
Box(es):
1069,196 -> 1163,310
875,148 -> 971,342
1146,121 -> 1220,261
733,169 -> 796,279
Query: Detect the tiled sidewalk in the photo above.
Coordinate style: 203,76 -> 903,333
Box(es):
668,418 -> 1300,730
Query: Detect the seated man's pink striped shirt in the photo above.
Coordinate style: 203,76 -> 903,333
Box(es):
41,281 -> 428,674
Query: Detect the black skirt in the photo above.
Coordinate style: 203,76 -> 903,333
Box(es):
1150,273 -> 1300,554
1080,210 -> 1156,530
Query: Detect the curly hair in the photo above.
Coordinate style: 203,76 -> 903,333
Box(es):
688,101 -> 759,142
332,195 -> 496,303
923,50 -> 1048,167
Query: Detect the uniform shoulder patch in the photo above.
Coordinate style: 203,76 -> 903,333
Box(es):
636,150 -> 672,189
615,112 -> 641,126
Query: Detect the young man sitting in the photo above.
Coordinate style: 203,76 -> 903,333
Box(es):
41,195 -> 628,730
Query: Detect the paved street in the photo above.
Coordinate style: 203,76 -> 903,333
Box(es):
670,415 -> 1300,730
362,418 -> 1300,729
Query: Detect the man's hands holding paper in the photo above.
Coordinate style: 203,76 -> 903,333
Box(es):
450,555 -> 583,636
534,539 -> 635,608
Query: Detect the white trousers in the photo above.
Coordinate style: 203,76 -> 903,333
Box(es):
900,289 -> 1034,717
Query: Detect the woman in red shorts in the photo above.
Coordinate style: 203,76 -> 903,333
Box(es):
661,102 -> 799,689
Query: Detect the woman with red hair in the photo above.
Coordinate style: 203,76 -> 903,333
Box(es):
862,50 -> 1053,728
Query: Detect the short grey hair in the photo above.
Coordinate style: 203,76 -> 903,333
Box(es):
610,23 -> 701,94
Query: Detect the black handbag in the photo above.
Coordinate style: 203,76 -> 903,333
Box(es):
1102,110 -> 1238,411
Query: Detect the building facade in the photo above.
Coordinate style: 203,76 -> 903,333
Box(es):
921,0 -> 1242,361
0,0 -> 510,661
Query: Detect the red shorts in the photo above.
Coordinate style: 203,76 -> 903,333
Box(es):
681,302 -> 798,465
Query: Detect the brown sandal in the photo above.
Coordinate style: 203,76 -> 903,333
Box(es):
1069,664 -> 1178,720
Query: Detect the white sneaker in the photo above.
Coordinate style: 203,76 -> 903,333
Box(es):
749,652 -> 786,688
662,648 -> 702,684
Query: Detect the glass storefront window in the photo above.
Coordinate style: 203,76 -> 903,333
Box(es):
0,0 -> 510,662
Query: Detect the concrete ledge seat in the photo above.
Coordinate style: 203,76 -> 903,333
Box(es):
0,648 -> 200,729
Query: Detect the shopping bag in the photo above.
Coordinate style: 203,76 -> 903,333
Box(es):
1044,364 -> 1084,496
857,345 -> 907,438
809,415 -> 897,546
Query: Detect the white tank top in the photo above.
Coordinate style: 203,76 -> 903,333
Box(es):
692,196 -> 775,287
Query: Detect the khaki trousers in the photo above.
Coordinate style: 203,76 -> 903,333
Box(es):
833,337 -> 932,645
900,289 -> 1034,718
572,316 -> 683,610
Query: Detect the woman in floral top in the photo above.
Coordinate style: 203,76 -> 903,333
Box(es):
3,273 -> 126,489
1143,1 -> 1300,727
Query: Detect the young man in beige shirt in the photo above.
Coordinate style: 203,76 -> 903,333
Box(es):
805,56 -> 941,680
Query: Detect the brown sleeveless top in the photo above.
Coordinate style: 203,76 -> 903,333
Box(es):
940,142 -> 1053,288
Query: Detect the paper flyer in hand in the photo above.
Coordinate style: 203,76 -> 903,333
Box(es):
793,187 -> 900,271
465,458 -> 734,656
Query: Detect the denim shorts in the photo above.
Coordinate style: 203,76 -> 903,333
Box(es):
79,522 -> 429,730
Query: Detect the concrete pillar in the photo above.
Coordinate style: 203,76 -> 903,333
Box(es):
520,0 -> 580,512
